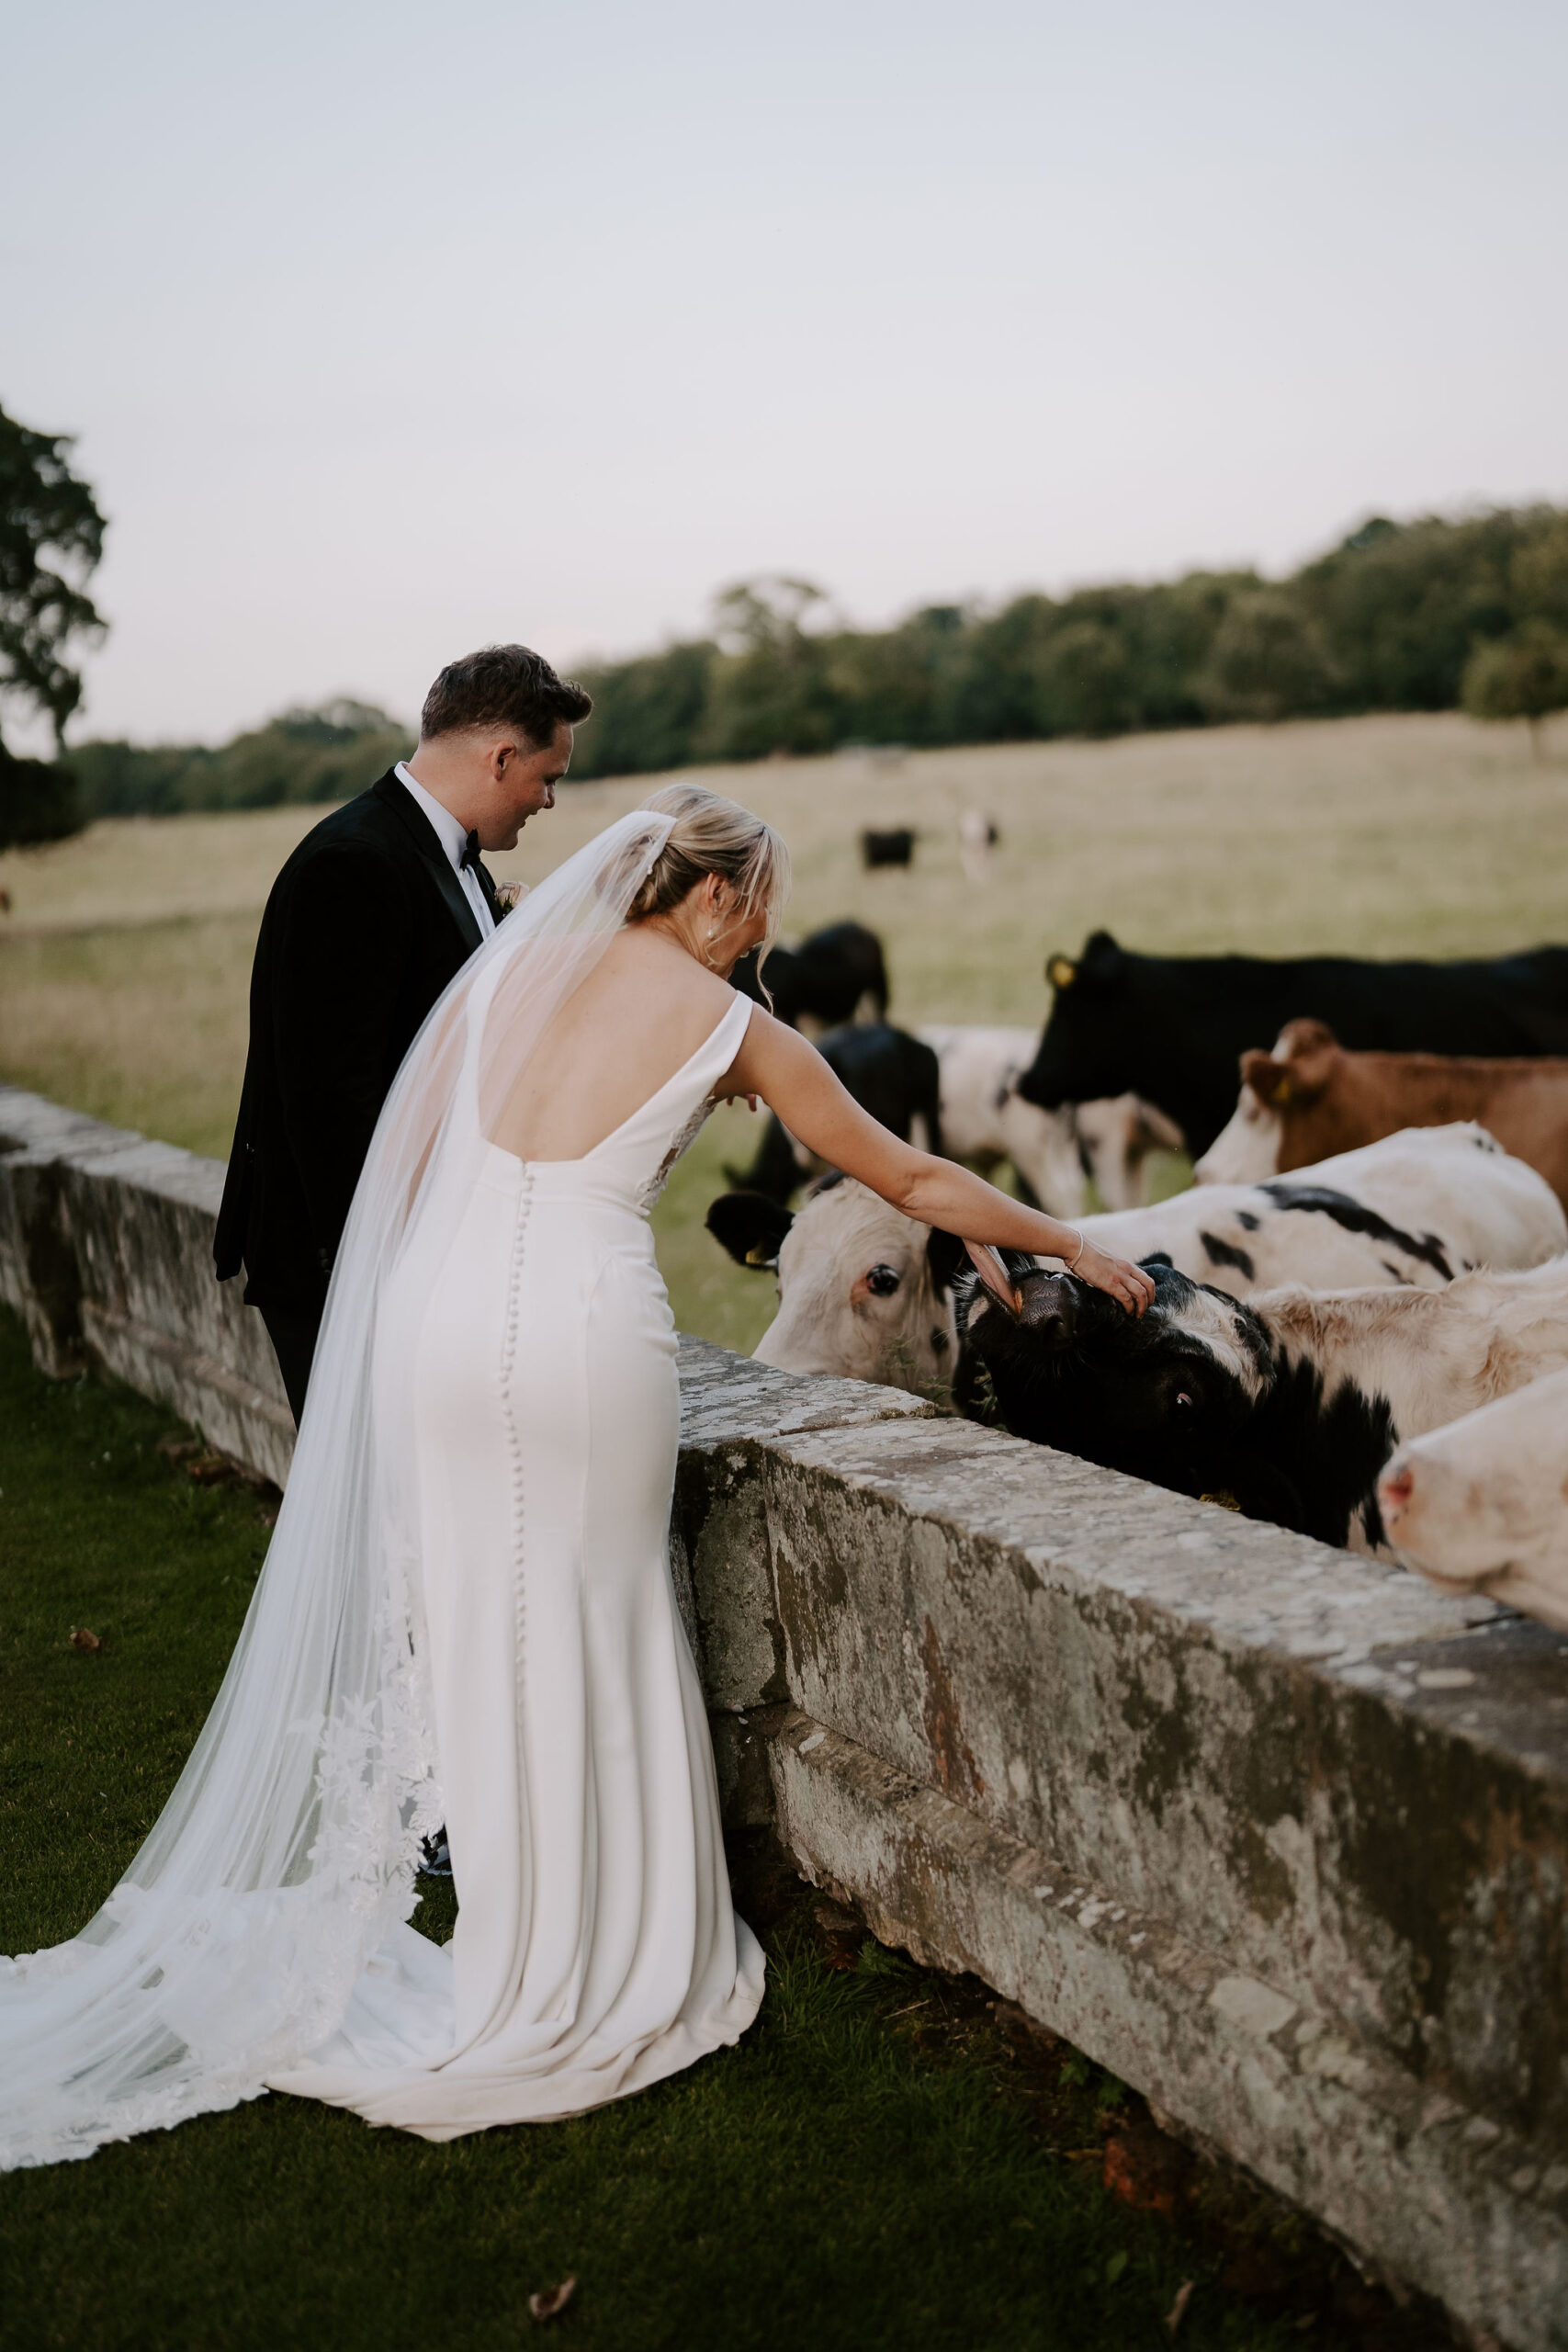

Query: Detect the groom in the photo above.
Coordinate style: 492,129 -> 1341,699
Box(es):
215,643 -> 592,1423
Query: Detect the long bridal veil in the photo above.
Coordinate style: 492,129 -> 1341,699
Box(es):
0,805 -> 679,2169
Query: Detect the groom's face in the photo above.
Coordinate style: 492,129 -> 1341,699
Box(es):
487,723 -> 574,849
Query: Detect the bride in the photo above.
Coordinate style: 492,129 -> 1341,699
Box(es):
0,784 -> 1153,2165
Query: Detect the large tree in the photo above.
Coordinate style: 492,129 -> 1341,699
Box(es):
1462,620 -> 1568,760
0,401 -> 106,843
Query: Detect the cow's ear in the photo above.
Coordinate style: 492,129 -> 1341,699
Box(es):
705,1191 -> 794,1270
925,1225 -> 966,1294
1078,932 -> 1125,989
1280,1023 -> 1336,1102
1241,1049 -> 1286,1106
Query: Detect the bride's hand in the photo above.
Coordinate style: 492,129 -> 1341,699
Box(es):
1075,1240 -> 1156,1317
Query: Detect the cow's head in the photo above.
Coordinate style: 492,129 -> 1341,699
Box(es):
1194,1020 -> 1342,1186
706,1176 -> 964,1400
1379,1366 -> 1568,1604
1016,931 -> 1139,1113
960,1256 -> 1277,1501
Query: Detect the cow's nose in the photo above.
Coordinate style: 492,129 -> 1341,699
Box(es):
1016,1271 -> 1077,1349
1379,1462 -> 1415,1526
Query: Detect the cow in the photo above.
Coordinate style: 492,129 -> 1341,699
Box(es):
1018,931 -> 1568,1157
725,1021 -> 944,1201
706,1127 -> 1568,1401
918,1023 -> 1184,1215
731,920 -> 888,1034
861,828 -> 915,869
1196,1019 -> 1568,1208
959,810 -> 999,884
963,1251 -> 1568,1555
1378,1366 -> 1568,1629
706,1175 -> 964,1399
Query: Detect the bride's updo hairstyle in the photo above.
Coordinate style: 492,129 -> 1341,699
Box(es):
629,782 -> 791,971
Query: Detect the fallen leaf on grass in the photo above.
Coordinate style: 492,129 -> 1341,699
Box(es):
186,1451 -> 238,1487
528,2276 -> 577,2322
1103,2126 -> 1182,2217
69,1627 -> 102,1653
1165,2278 -> 1194,2335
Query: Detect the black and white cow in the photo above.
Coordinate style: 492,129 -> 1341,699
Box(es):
963,1252 -> 1568,1555
1019,931 -> 1568,1156
707,1127 -> 1568,1403
726,1021 -> 943,1202
918,1024 -> 1185,1216
731,920 -> 888,1033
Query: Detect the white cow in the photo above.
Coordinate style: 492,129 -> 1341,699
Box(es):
958,809 -> 998,883
917,1024 -> 1184,1217
706,1125 -> 1568,1400
708,1175 -> 961,1399
1378,1366 -> 1568,1627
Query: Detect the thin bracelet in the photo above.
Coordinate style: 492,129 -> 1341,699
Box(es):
1064,1225 -> 1086,1271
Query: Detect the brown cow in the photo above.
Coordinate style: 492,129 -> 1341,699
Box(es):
1195,1019 -> 1568,1206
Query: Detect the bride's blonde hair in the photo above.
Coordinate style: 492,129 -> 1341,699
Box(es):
629,782 -> 791,961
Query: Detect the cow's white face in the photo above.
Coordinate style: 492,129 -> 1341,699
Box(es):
752,1182 -> 958,1399
1379,1364 -> 1568,1595
1194,1087 -> 1281,1187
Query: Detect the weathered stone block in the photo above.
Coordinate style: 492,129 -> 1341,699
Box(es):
0,1085 -> 293,1484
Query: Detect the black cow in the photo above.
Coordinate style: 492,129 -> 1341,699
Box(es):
1019,931 -> 1568,1157
731,920 -> 888,1030
726,1020 -> 943,1201
861,828 -> 915,869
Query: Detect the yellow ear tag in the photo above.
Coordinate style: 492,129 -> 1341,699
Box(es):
1046,956 -> 1077,990
1271,1075 -> 1292,1106
744,1245 -> 773,1267
1200,1490 -> 1242,1511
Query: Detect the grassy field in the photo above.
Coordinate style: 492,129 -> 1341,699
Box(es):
0,1312 -> 1448,2350
2,710 -> 1563,1353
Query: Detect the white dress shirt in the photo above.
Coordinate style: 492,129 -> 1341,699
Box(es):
395,762 -> 495,940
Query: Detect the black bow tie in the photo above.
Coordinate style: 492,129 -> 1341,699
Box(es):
461,831 -> 483,873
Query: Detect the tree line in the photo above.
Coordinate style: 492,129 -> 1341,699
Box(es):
567,508 -> 1568,779
4,390 -> 1567,846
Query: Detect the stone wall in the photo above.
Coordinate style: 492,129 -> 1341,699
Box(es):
3,1081 -> 1564,2350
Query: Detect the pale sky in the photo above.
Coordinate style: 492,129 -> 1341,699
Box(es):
4,0 -> 1565,747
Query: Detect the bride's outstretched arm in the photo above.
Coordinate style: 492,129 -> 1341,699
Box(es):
726,1009 -> 1155,1317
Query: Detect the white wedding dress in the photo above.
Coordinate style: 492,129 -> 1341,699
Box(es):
0,808 -> 764,2167
269,990 -> 763,2133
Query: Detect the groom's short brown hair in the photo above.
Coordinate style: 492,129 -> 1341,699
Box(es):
420,644 -> 592,748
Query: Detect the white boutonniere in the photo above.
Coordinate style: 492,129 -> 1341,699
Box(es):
493,881 -> 526,920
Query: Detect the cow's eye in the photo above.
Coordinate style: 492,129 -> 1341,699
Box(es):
866,1263 -> 901,1296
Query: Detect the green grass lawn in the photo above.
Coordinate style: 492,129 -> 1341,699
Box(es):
0,1309 -> 1445,2352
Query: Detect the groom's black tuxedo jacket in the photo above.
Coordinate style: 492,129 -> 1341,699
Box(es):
215,769 -> 500,1317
